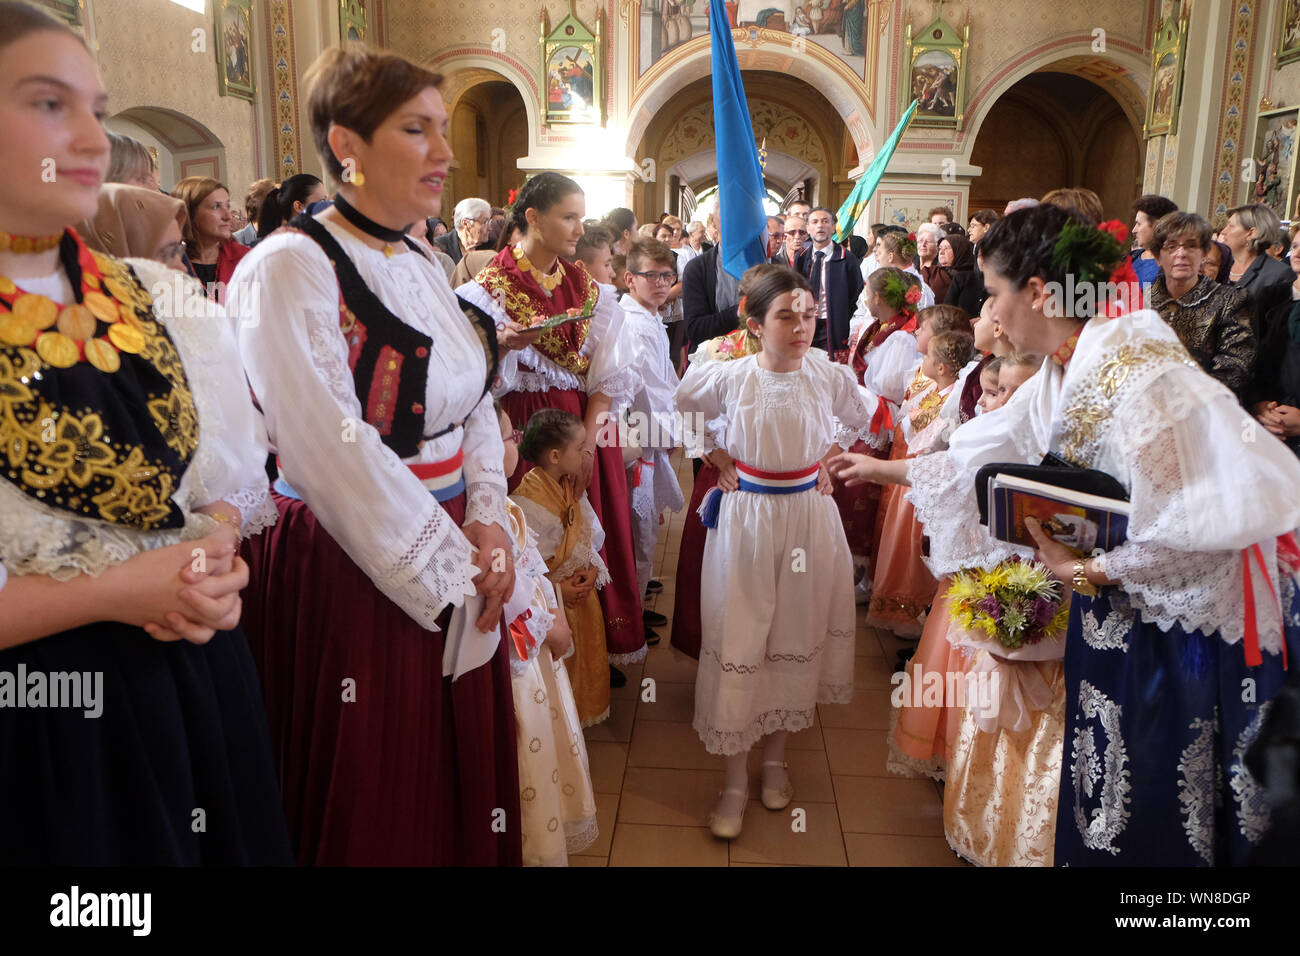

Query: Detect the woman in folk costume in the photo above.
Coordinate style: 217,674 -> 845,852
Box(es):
497,406 -> 598,864
227,45 -> 521,866
669,322 -> 762,660
834,266 -> 922,599
510,409 -> 614,727
834,203 -> 1300,866
459,173 -> 646,672
866,304 -> 970,635
676,265 -> 874,839
0,2 -> 289,864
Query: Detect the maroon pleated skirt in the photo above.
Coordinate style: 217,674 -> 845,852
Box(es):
833,438 -> 886,566
501,387 -> 646,661
668,461 -> 719,660
240,491 -> 522,866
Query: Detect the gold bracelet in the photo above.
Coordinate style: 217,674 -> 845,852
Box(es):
1072,558 -> 1099,597
208,511 -> 242,544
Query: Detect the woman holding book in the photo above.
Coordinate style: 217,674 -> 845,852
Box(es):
833,203 -> 1300,866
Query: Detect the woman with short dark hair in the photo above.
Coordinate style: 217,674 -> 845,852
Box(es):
226,43 -> 522,865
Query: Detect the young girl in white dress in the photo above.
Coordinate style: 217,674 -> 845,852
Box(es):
675,265 -> 875,839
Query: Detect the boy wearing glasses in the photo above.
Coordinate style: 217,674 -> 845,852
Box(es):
619,240 -> 687,635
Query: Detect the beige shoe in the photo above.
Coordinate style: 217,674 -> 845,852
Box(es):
707,787 -> 749,839
761,760 -> 794,810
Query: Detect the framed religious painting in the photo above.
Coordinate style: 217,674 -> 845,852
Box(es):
215,0 -> 255,102
541,1 -> 603,125
340,0 -> 367,43
902,15 -> 969,130
1279,0 -> 1300,67
1145,10 -> 1187,137
1244,107 -> 1299,223
37,0 -> 81,26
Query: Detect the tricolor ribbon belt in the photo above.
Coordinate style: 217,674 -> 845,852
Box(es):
698,461 -> 819,530
274,449 -> 465,503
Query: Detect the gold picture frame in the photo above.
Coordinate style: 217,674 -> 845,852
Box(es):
1244,106 -> 1299,223
902,15 -> 968,130
340,0 -> 366,43
1278,0 -> 1300,67
1145,9 -> 1188,137
542,1 -> 603,126
216,0 -> 255,102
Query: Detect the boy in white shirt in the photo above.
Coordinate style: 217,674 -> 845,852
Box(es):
618,239 -> 687,639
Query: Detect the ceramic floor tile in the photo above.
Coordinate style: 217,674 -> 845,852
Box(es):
582,693 -> 637,743
833,774 -> 944,837
853,653 -> 897,689
728,799 -> 847,866
822,727 -> 892,777
844,833 -> 966,867
746,746 -> 835,803
608,822 -> 729,866
609,660 -> 645,701
818,687 -> 893,730
572,790 -> 619,858
584,741 -> 627,794
627,719 -> 717,770
636,679 -> 696,722
641,645 -> 700,682
617,766 -> 724,826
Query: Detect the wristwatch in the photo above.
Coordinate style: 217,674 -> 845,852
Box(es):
1072,558 -> 1099,597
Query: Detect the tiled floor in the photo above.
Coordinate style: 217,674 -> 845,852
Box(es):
573,452 -> 966,867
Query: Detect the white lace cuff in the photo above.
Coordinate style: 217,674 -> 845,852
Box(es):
590,364 -> 640,409
465,480 -> 510,536
225,478 -> 278,539
371,510 -> 479,631
905,451 -> 1027,576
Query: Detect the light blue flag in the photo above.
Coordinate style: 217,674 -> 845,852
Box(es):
709,0 -> 768,279
834,99 -> 919,242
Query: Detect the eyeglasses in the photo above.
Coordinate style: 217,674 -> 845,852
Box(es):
1161,239 -> 1204,253
633,270 -> 677,285
786,229 -> 808,237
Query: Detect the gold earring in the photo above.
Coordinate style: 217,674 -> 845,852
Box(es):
352,169 -> 366,187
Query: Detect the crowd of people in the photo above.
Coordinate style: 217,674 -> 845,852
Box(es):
2,1 -> 1298,867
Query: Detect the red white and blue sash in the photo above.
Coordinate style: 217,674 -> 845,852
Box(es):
698,461 -> 819,529
274,449 -> 465,503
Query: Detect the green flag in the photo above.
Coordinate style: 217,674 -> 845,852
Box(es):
834,99 -> 919,242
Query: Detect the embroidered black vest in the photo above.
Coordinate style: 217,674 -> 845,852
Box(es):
289,214 -> 499,458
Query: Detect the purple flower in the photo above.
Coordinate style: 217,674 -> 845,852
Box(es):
978,594 -> 1002,622
1031,596 -> 1057,627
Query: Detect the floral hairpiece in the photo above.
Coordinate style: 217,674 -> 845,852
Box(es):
1050,218 -> 1126,286
737,294 -> 748,317
877,269 -> 921,314
898,233 -> 918,261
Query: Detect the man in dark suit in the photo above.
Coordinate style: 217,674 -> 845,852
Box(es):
433,197 -> 489,265
770,215 -> 806,268
795,206 -> 864,360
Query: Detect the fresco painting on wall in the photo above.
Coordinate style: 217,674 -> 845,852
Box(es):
878,194 -> 962,231
901,16 -> 968,129
638,0 -> 869,80
1278,0 -> 1300,67
216,0 -> 255,102
1246,107 -> 1299,222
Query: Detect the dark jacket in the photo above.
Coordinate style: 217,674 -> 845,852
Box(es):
682,245 -> 740,359
1233,253 -> 1294,405
794,241 -> 864,357
433,230 -> 463,265
944,268 -> 986,316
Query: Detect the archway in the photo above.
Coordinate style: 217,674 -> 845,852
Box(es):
443,74 -> 531,212
106,106 -> 225,190
633,72 -> 845,222
967,68 -> 1143,221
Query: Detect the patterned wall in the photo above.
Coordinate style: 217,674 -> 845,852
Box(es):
1210,1 -> 1259,219
91,0 -> 256,193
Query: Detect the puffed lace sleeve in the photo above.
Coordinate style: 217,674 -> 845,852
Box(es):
1097,367 -> 1300,649
675,351 -> 730,425
227,234 -> 477,631
455,279 -> 520,397
828,359 -> 877,448
861,332 -> 920,410
905,368 -> 1056,575
128,258 -> 276,538
583,283 -> 640,406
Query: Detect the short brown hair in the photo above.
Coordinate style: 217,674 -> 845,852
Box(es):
304,45 -> 443,181
626,237 -> 675,275
928,205 -> 954,221
969,208 -> 999,227
929,329 -> 974,374
1041,187 -> 1104,225
1002,350 -> 1045,372
244,178 -> 276,221
575,223 -> 612,262
172,176 -> 228,248
1149,211 -> 1211,257
918,304 -> 971,336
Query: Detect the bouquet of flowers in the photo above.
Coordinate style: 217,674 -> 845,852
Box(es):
946,559 -> 1070,650
524,299 -> 597,330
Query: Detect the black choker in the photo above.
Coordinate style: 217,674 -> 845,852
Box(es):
333,194 -> 411,255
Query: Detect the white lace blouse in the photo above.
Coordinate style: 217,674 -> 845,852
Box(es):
907,311 -> 1300,652
227,218 -> 508,631
0,259 -> 274,580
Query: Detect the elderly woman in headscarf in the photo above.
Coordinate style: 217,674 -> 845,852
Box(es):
76,181 -> 188,272
938,232 -> 982,316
